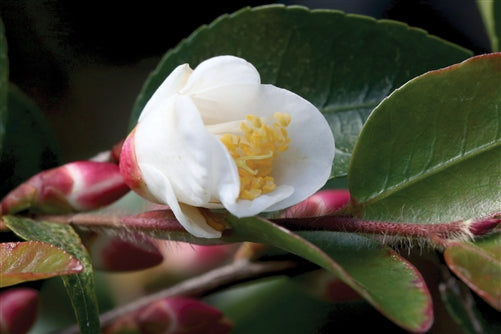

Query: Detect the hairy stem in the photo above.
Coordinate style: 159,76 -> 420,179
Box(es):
273,215 -> 473,241
30,211 -> 499,245
56,259 -> 300,333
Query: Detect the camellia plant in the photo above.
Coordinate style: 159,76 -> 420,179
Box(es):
0,3 -> 500,334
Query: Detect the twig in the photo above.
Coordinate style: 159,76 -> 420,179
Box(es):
56,259 -> 300,334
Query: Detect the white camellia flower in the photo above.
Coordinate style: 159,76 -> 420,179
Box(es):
120,55 -> 335,238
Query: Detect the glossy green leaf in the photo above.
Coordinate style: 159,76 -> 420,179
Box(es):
0,85 -> 60,198
477,0 -> 501,51
0,18 -> 8,156
227,216 -> 432,332
129,5 -> 471,177
4,216 -> 100,334
207,276 -> 409,333
0,241 -> 83,287
300,231 -> 433,333
207,277 -> 333,334
349,53 -> 501,223
474,229 -> 501,259
444,233 -> 501,311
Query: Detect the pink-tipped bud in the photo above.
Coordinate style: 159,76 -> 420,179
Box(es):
104,297 -> 232,334
1,161 -> 130,214
156,242 -> 237,276
80,231 -> 164,272
282,189 -> 351,218
118,130 -> 157,203
468,215 -> 500,236
0,288 -> 39,334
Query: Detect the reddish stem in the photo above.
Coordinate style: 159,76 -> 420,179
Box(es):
13,211 -> 500,245
273,215 -> 469,239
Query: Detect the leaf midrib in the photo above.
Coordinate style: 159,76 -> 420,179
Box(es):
360,137 -> 501,205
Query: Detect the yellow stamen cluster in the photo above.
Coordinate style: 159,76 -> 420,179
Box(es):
220,112 -> 291,200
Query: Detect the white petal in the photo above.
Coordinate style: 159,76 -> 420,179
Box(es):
181,56 -> 261,125
138,164 -> 221,238
138,64 -> 192,122
254,85 -> 335,211
222,185 -> 294,218
136,94 -> 240,207
181,56 -> 260,96
136,95 -> 208,206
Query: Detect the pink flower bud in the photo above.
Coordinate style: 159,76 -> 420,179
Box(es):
468,215 -> 500,236
104,297 -> 232,334
156,241 -> 238,276
80,231 -> 164,271
282,189 -> 351,218
0,288 -> 39,334
1,161 -> 130,214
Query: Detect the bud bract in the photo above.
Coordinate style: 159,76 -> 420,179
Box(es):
282,189 -> 350,218
1,161 -> 130,214
104,297 -> 231,334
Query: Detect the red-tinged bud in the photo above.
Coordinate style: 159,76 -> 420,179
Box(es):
80,231 -> 164,271
1,161 -> 130,214
156,241 -> 238,276
468,215 -> 500,236
0,288 -> 39,334
104,297 -> 232,334
282,189 -> 351,218
119,130 -> 157,203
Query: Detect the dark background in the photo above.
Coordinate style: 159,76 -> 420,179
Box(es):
0,0 -> 492,161
0,2 -> 495,333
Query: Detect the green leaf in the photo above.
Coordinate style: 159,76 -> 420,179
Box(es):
0,18 -> 8,156
474,230 -> 501,259
0,85 -> 60,198
208,276 -> 409,333
129,5 -> 471,177
227,216 -> 433,332
444,233 -> 501,311
348,53 -> 501,223
3,216 -> 100,334
300,231 -> 433,332
0,241 -> 83,287
207,277 -> 334,334
477,0 -> 501,51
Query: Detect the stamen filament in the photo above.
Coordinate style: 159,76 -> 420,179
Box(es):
235,151 -> 274,175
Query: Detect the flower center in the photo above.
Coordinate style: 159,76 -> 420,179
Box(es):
220,112 -> 291,200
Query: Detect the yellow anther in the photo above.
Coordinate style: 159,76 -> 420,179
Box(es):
220,112 -> 291,200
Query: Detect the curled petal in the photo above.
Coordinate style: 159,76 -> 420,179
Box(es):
138,164 -> 222,238
138,64 -> 192,122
